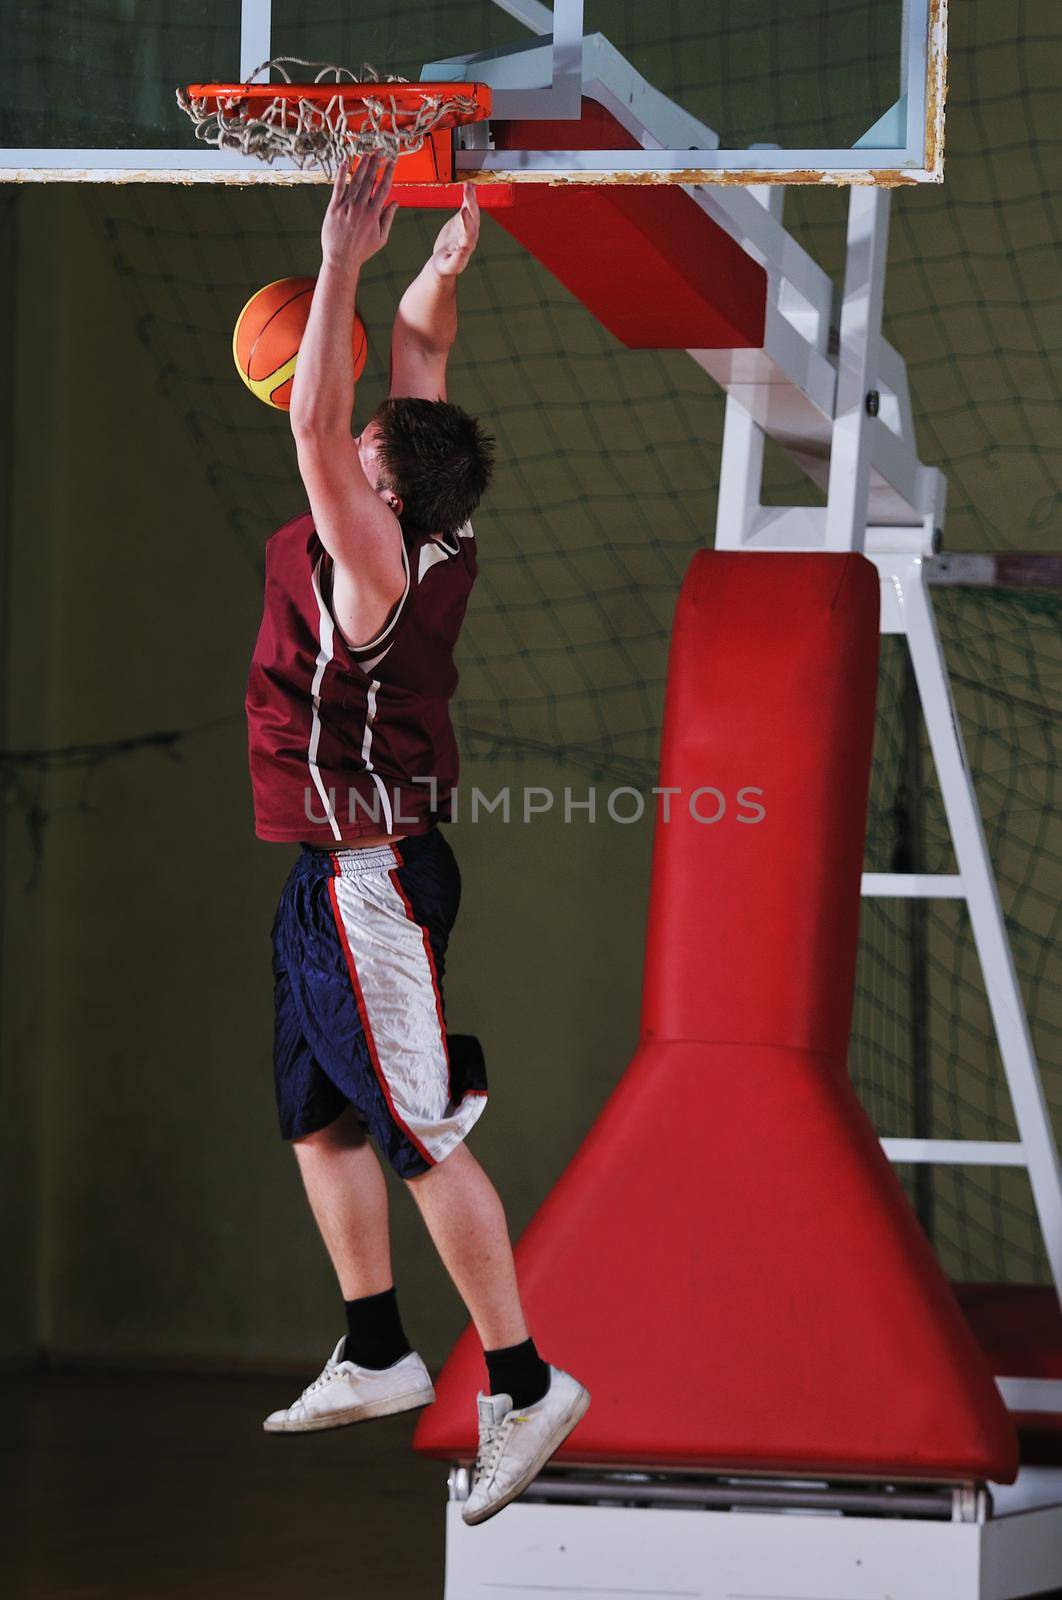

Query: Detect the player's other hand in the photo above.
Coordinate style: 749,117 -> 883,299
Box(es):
430,182 -> 480,278
322,151 -> 399,271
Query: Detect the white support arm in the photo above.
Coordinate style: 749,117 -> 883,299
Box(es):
239,0 -> 271,79
824,188 -> 892,551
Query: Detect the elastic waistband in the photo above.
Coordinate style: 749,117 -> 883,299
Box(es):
299,827 -> 441,879
331,843 -> 401,877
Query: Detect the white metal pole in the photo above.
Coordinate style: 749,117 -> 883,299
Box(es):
824,188 -> 892,552
550,0 -> 585,118
240,0 -> 272,80
715,396 -> 765,551
713,178 -> 781,552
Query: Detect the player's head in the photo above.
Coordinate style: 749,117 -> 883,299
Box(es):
358,397 -> 495,539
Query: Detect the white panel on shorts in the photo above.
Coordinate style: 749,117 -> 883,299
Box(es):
329,855 -> 486,1166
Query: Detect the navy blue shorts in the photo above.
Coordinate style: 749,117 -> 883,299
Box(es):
271,828 -> 488,1178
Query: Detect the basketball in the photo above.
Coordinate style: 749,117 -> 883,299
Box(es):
232,276 -> 368,410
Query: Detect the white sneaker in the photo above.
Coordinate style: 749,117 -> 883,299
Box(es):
461,1364 -> 591,1525
263,1338 -> 435,1433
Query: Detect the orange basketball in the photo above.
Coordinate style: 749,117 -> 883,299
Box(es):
232,276 -> 368,410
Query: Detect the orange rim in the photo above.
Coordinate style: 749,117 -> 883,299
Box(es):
183,81 -> 492,131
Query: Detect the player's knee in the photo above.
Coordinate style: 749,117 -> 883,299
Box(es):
404,1139 -> 469,1185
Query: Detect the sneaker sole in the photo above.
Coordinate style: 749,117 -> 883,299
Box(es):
263,1385 -> 435,1433
460,1383 -> 591,1525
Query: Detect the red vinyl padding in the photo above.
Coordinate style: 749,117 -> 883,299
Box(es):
413,552 -> 1018,1482
487,100 -> 767,350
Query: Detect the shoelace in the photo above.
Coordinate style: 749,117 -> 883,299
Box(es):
473,1413 -> 518,1484
299,1361 -> 341,1401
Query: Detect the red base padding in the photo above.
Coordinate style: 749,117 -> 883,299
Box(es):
415,1040 -> 1018,1480
487,100 -> 767,350
413,553 -> 1018,1482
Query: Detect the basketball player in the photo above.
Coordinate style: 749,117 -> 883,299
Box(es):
244,152 -> 589,1525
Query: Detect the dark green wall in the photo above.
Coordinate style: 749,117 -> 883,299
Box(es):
1,190 -> 652,1369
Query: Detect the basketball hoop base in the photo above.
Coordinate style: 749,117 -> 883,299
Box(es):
376,128 -> 514,207
177,58 -> 492,182
443,1468 -> 1062,1600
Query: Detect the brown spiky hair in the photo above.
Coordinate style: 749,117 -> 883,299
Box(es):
370,397 -> 496,540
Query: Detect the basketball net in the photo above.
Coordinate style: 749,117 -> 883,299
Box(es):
176,58 -> 482,176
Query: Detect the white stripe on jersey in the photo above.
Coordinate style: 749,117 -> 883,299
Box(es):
308,556 -> 343,841
359,679 -> 394,834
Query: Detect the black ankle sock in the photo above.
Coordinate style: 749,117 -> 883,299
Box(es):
342,1286 -> 412,1370
484,1336 -> 551,1410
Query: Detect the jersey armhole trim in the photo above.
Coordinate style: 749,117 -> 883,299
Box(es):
437,519 -> 473,554
330,536 -> 412,670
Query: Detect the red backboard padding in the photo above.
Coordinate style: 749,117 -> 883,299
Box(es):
413,552 -> 1018,1482
486,100 -> 767,350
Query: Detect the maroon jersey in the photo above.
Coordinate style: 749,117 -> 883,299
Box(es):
246,510 -> 476,843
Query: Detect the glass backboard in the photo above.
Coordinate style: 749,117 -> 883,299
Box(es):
0,0 -> 945,184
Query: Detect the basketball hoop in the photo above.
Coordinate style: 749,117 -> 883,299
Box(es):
176,59 -> 492,177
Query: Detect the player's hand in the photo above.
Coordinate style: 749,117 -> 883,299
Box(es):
430,183 -> 480,277
322,151 -> 399,271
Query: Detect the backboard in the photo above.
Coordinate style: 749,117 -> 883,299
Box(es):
0,1 -> 946,185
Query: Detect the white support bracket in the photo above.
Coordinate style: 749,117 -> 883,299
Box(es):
429,0 -> 586,121
438,28 -> 943,529
824,188 -> 891,550
882,1139 -> 1027,1166
863,872 -> 965,897
239,0 -> 271,81
711,187 -> 946,548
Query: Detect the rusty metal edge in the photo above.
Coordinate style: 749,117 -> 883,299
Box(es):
923,0 -> 949,183
0,165 -> 942,187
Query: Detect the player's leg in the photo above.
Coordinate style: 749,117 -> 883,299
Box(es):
407,1142 -> 590,1527
323,828 -> 591,1514
291,1103 -> 395,1301
264,855 -> 436,1434
404,1141 -> 528,1350
264,1103 -> 436,1433
333,836 -> 547,1401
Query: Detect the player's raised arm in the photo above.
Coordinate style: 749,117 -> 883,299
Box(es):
389,183 -> 480,402
290,152 -> 405,643
291,151 -> 397,444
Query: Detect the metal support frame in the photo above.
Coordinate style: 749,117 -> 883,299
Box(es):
874,550 -> 1062,1304
824,189 -> 891,551
708,186 -> 945,545
483,0 -> 585,119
